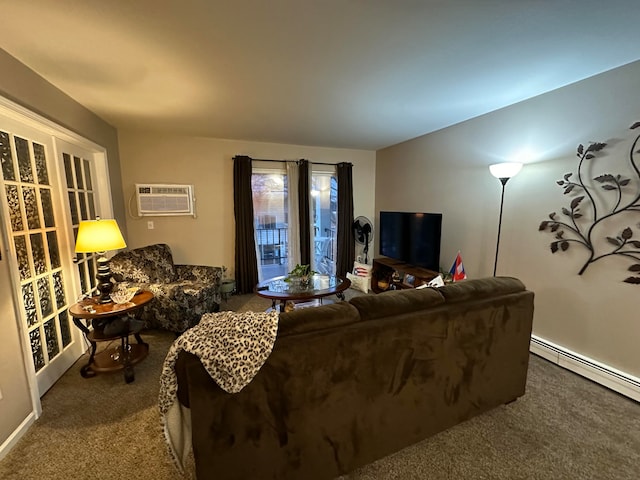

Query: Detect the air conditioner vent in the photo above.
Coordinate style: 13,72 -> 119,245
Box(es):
135,183 -> 195,217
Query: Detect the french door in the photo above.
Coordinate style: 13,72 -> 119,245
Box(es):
250,162 -> 338,280
0,114 -> 108,397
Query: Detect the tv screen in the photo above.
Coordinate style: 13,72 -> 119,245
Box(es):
379,211 -> 442,271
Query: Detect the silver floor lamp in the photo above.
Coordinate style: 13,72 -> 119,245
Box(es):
489,162 -> 523,276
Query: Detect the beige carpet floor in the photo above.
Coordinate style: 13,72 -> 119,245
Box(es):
1,293 -> 639,479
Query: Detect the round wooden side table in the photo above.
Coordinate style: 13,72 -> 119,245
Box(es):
69,290 -> 154,383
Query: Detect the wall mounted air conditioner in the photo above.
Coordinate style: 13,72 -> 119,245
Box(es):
135,183 -> 195,217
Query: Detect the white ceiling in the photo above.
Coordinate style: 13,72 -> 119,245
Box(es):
2,1 -> 640,150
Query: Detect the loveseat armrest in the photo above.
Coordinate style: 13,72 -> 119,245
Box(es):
175,264 -> 223,287
112,280 -> 148,292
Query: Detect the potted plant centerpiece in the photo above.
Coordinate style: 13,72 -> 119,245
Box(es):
285,264 -> 317,289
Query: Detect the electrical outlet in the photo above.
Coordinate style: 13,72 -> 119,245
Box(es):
147,221 -> 154,230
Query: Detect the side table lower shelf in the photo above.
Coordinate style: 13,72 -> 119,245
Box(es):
80,330 -> 149,383
81,339 -> 149,383
70,292 -> 154,384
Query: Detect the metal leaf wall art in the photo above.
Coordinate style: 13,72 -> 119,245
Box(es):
539,121 -> 640,284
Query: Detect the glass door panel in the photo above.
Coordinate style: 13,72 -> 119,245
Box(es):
311,170 -> 337,275
62,151 -> 98,295
251,168 -> 289,280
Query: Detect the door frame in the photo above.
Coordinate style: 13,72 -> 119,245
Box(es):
0,95 -> 115,418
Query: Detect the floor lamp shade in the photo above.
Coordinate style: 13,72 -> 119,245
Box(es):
489,163 -> 522,277
75,219 -> 127,303
490,162 -> 523,180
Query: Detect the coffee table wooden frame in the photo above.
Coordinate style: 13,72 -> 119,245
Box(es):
255,275 -> 351,312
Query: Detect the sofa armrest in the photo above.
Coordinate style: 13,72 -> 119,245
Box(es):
437,276 -> 526,303
349,287 -> 445,321
175,350 -> 200,408
175,265 -> 223,287
278,302 -> 361,336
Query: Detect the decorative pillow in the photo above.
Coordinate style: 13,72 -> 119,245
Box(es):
353,261 -> 372,277
347,271 -> 370,293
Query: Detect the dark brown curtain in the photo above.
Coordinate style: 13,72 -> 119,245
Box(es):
336,162 -> 354,277
233,155 -> 259,293
298,159 -> 311,265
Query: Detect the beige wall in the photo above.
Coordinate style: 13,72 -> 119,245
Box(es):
377,60 -> 640,378
0,50 -> 121,449
118,131 -> 376,276
0,236 -> 32,450
0,49 -> 125,225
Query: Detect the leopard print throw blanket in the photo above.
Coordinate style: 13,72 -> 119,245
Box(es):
159,310 -> 279,474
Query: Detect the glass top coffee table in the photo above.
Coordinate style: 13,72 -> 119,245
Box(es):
255,274 -> 351,312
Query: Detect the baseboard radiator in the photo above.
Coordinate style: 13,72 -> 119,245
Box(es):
530,335 -> 640,403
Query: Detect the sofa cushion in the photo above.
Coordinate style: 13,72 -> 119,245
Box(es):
349,287 -> 445,321
278,301 -> 361,336
437,276 -> 525,303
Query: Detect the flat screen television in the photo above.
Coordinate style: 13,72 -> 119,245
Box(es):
379,211 -> 442,271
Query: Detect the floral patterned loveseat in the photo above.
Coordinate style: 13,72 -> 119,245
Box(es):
109,244 -> 222,333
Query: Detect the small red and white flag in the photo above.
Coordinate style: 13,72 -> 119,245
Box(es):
449,251 -> 467,282
353,265 -> 369,277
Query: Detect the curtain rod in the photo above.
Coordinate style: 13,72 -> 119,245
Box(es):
234,156 -> 349,167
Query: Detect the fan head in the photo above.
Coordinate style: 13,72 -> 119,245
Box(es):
353,216 -> 373,245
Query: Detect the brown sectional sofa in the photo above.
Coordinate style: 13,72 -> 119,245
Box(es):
175,276 -> 534,479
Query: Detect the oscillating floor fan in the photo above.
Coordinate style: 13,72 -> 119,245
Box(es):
353,216 -> 373,264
